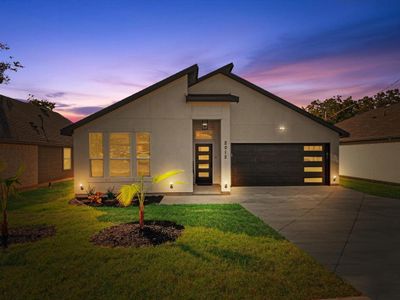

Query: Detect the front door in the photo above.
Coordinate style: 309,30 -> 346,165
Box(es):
195,144 -> 213,185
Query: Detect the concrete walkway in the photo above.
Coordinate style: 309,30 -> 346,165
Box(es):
162,186 -> 400,300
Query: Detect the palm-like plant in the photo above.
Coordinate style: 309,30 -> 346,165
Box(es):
117,170 -> 183,229
0,162 -> 24,248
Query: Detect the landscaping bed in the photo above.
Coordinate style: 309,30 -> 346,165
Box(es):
70,195 -> 164,207
0,225 -> 55,247
90,220 -> 184,247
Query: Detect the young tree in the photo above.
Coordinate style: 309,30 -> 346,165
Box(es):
27,94 -> 56,111
117,170 -> 183,229
0,162 -> 24,248
0,42 -> 23,84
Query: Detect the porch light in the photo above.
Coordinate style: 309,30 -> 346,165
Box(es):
169,182 -> 174,189
79,183 -> 84,191
202,120 -> 208,130
333,175 -> 337,182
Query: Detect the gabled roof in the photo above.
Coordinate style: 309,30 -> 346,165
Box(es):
61,64 -> 199,135
61,62 -> 348,137
336,103 -> 400,143
0,95 -> 72,146
192,63 -> 349,137
186,93 -> 239,103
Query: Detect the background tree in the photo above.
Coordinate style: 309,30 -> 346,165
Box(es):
27,94 -> 56,111
303,89 -> 400,123
0,42 -> 23,84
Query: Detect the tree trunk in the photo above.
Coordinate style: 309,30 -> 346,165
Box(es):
2,209 -> 8,248
139,203 -> 144,229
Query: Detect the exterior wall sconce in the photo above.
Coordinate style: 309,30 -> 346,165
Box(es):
80,183 -> 84,191
202,120 -> 208,130
333,175 -> 337,182
224,183 -> 228,189
170,182 -> 173,189
279,125 -> 286,132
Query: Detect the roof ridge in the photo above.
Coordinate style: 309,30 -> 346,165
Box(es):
61,64 -> 199,135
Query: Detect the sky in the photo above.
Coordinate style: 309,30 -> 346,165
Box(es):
1,0 -> 400,122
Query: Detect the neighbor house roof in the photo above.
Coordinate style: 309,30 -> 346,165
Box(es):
336,102 -> 400,144
0,94 -> 72,146
186,93 -> 239,103
61,63 -> 348,137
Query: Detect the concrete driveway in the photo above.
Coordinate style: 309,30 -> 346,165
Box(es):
162,186 -> 400,300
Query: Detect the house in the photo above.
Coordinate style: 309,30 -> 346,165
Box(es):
0,95 -> 73,188
61,63 -> 348,195
336,103 -> 400,184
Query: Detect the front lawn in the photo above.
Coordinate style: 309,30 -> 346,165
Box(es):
0,181 -> 359,299
341,176 -> 400,199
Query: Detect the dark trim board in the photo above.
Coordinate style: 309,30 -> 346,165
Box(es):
61,64 -> 199,136
231,143 -> 330,186
186,94 -> 239,103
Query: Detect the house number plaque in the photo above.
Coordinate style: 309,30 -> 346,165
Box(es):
224,141 -> 228,159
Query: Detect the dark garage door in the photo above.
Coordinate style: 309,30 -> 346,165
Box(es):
231,143 -> 329,186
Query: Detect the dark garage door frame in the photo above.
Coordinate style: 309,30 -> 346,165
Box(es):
231,143 -> 330,186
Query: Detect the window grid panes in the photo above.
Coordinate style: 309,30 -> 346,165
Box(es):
109,133 -> 131,177
304,145 -> 323,151
89,133 -> 103,177
136,132 -> 150,177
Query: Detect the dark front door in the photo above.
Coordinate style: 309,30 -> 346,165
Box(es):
231,143 -> 329,186
195,144 -> 213,185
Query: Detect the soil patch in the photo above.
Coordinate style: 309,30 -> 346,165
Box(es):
1,225 -> 56,246
70,195 -> 164,207
90,220 -> 184,248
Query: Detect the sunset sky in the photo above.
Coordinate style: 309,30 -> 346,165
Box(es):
1,0 -> 400,122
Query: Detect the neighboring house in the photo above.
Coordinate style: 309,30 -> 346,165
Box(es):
0,95 -> 73,188
337,103 -> 400,184
61,63 -> 348,195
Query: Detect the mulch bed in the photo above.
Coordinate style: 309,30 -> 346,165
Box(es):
69,195 -> 164,207
0,225 -> 56,247
90,220 -> 184,248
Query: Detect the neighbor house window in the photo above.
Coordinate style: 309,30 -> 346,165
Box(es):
136,132 -> 150,177
63,147 -> 72,170
109,133 -> 131,177
89,132 -> 103,177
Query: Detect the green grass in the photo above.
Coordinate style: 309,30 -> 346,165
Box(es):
0,181 -> 359,299
341,176 -> 400,199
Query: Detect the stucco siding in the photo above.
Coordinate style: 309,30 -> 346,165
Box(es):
73,76 -> 193,194
0,143 -> 38,187
189,74 -> 340,184
340,142 -> 400,184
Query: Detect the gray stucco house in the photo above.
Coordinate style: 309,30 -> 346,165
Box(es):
61,63 -> 348,195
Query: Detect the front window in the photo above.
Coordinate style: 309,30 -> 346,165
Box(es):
89,132 -> 103,177
63,147 -> 72,170
109,133 -> 131,177
136,132 -> 150,177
